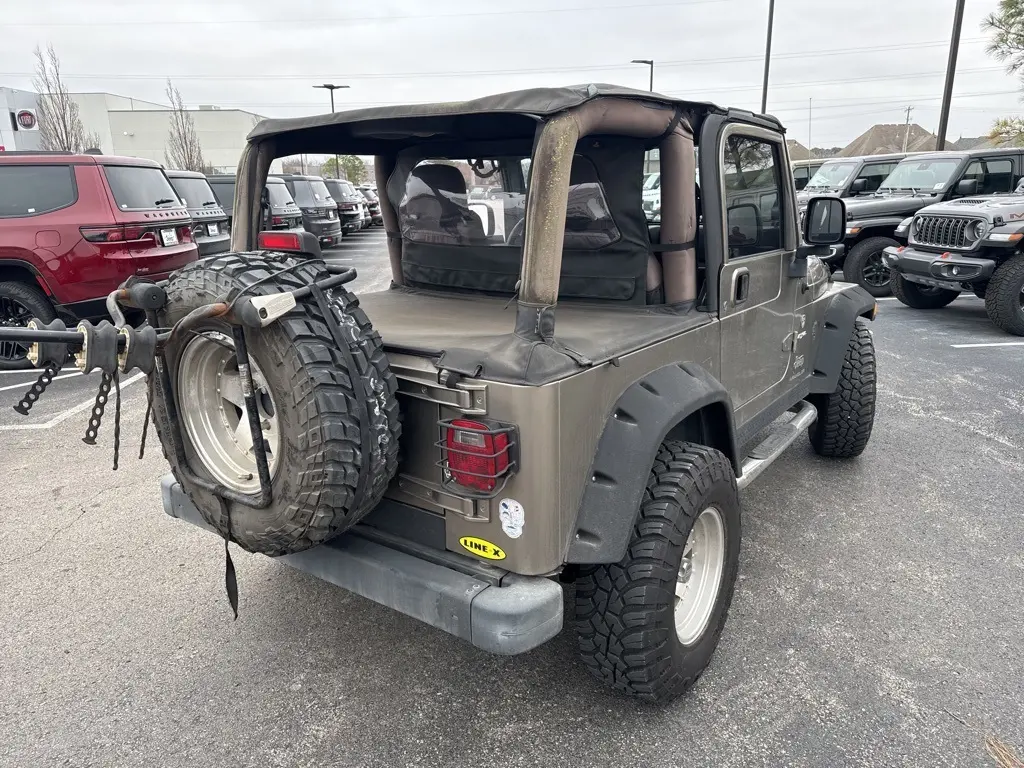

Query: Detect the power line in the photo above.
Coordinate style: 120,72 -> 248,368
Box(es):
0,37 -> 987,83
5,0 -> 739,27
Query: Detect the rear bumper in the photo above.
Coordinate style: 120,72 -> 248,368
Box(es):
304,219 -> 343,246
160,476 -> 564,655
883,245 -> 996,287
194,233 -> 232,257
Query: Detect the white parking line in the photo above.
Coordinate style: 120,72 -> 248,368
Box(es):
0,372 -> 145,431
951,341 -> 1024,348
0,372 -> 82,392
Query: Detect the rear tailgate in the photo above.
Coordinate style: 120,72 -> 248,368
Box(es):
99,164 -> 198,276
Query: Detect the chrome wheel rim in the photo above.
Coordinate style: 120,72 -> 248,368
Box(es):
674,506 -> 726,646
862,253 -> 891,288
178,332 -> 280,494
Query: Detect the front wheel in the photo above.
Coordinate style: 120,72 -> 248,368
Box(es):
891,275 -> 960,309
574,442 -> 740,703
845,236 -> 898,297
809,319 -> 877,458
984,255 -> 1024,336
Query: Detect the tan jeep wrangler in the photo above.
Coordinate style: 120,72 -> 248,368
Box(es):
3,85 -> 877,703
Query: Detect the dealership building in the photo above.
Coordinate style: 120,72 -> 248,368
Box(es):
1,86 -> 277,173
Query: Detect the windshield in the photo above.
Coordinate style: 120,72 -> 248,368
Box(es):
266,182 -> 294,207
880,158 -> 961,191
310,179 -> 333,205
169,176 -> 218,208
103,165 -> 183,210
806,162 -> 858,189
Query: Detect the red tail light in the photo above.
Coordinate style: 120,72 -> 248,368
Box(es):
258,230 -> 302,251
178,225 -> 193,243
441,419 -> 515,493
81,225 -> 150,243
272,215 -> 284,226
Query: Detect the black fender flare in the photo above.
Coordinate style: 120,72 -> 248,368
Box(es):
846,218 -> 906,238
566,362 -> 739,565
809,286 -> 876,394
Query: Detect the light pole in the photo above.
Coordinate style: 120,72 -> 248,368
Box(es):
936,0 -> 966,150
313,83 -> 350,178
761,0 -> 775,114
631,59 -> 654,172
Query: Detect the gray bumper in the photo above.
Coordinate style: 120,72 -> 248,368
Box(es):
160,476 -> 563,655
883,245 -> 996,287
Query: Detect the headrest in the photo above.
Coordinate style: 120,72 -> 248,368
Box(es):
409,163 -> 467,196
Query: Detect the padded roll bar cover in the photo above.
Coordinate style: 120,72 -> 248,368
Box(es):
375,154 -> 404,285
660,129 -> 698,304
809,286 -> 876,394
567,362 -> 739,564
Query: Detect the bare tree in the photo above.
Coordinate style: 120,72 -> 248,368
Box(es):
165,79 -> 206,172
32,44 -> 98,152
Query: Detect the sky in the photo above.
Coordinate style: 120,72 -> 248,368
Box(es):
2,0 -> 1021,148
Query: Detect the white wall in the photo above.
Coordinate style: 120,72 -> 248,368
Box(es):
108,108 -> 276,173
71,92 -> 167,154
0,87 -> 42,151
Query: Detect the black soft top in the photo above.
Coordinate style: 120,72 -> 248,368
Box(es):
247,84 -> 735,155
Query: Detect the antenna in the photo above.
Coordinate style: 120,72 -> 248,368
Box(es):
902,106 -> 914,153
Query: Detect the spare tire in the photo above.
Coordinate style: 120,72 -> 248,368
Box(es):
152,252 -> 401,556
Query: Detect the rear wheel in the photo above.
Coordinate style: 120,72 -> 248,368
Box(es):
890,274 -> 960,309
574,442 -> 740,703
984,255 -> 1024,336
845,237 -> 898,297
0,281 -> 56,371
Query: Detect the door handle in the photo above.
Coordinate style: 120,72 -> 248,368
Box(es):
732,268 -> 750,305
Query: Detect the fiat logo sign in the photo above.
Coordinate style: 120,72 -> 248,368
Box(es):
16,110 -> 37,130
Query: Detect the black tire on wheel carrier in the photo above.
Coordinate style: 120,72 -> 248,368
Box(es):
574,442 -> 741,703
808,319 -> 876,458
153,253 -> 401,556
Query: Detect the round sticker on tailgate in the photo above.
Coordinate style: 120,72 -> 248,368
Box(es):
459,536 -> 506,560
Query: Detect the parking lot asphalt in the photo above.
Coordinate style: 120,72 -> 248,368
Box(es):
1,260 -> 1022,767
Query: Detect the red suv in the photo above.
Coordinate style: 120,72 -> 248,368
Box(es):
0,152 -> 198,368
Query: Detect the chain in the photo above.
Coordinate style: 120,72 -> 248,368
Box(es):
112,369 -> 121,471
12,362 -> 61,416
82,373 -> 112,446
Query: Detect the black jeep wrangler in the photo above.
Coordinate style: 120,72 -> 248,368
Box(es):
837,148 -> 1023,297
884,179 -> 1024,335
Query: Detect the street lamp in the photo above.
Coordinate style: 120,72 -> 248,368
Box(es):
313,83 -> 350,178
631,60 -> 654,173
631,59 -> 654,92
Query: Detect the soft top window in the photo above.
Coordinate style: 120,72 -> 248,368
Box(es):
397,155 -> 619,250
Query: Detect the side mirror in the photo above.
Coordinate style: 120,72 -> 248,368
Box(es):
469,202 -> 497,237
802,196 -> 846,246
726,202 -> 762,247
850,178 -> 868,194
956,178 -> 979,196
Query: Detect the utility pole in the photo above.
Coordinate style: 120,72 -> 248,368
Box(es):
902,106 -> 914,152
631,59 -> 655,172
936,0 -> 966,151
760,0 -> 775,114
313,83 -> 350,178
808,98 -> 812,158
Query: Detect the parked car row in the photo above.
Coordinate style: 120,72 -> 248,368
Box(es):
794,147 -> 1024,335
0,151 -> 205,369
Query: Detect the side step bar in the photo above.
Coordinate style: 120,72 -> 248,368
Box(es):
737,400 -> 818,490
160,476 -> 563,655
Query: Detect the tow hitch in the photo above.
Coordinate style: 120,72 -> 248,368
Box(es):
0,263 -> 357,504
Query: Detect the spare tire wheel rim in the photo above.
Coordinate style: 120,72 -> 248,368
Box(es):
178,332 -> 281,494
674,505 -> 726,646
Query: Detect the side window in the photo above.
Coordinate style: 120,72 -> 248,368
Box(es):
0,164 -> 77,217
962,158 -> 1014,195
723,134 -> 784,256
793,166 -> 808,190
856,163 -> 892,193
